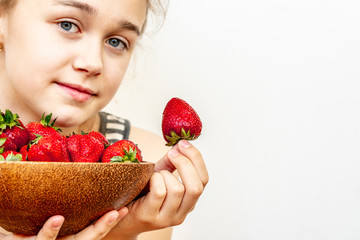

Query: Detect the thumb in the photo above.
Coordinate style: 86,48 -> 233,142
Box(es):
35,215 -> 64,239
154,144 -> 179,172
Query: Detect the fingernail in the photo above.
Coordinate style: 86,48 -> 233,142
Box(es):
52,217 -> 64,229
118,207 -> 128,220
169,149 -> 180,157
107,212 -> 119,225
180,140 -> 191,148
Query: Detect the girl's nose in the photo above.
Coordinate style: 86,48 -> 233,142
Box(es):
72,41 -> 103,77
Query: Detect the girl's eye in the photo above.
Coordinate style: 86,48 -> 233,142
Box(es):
107,38 -> 128,51
59,21 -> 79,33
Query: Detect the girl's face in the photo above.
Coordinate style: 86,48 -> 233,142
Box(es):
0,0 -> 147,127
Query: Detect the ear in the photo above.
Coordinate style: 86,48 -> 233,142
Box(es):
0,10 -> 8,47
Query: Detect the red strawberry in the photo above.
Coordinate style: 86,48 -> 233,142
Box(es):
19,145 -> 28,161
0,150 -> 23,161
0,135 -> 17,152
0,109 -> 30,150
24,135 -> 71,162
66,132 -> 105,162
161,97 -> 202,146
88,131 -> 109,146
26,113 -> 62,141
101,140 -> 142,163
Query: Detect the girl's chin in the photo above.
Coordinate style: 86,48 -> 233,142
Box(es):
53,111 -> 98,134
54,121 -> 86,136
51,113 -> 85,128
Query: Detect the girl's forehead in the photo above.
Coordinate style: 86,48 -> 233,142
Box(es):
8,0 -> 148,14
8,0 -> 148,30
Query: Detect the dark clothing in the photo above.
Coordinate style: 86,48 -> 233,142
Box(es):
99,112 -> 130,144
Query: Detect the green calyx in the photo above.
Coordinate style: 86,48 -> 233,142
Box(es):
0,109 -> 23,132
0,152 -> 22,161
0,138 -> 6,154
110,146 -> 140,163
40,113 -> 61,132
27,135 -> 43,150
165,128 -> 199,147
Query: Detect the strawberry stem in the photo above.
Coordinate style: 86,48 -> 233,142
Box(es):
0,109 -> 23,132
110,146 -> 140,163
165,128 -> 199,146
40,113 -> 61,132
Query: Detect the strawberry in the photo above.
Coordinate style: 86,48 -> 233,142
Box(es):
24,135 -> 71,162
66,131 -> 105,162
88,131 -> 109,146
19,145 -> 28,161
161,97 -> 202,146
0,150 -> 23,161
0,138 -> 22,161
26,113 -> 62,141
0,109 -> 30,150
0,135 -> 17,152
101,139 -> 142,163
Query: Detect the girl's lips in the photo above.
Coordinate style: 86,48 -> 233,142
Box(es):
56,82 -> 96,103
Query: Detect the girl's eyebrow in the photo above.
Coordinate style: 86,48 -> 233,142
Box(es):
119,20 -> 141,36
55,0 -> 97,15
53,0 -> 141,36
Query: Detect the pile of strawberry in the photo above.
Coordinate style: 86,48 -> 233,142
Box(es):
0,110 -> 142,163
0,97 -> 202,162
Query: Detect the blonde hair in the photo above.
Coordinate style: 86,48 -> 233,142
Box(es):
0,0 -> 16,10
143,0 -> 168,33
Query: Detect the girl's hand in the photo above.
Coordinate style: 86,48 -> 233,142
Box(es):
104,140 -> 209,240
0,208 -> 128,240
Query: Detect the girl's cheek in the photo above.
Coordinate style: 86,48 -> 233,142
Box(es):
105,57 -> 130,82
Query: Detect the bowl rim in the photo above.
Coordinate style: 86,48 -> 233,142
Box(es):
0,161 -> 154,166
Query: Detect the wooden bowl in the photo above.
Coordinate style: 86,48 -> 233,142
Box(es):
0,161 -> 154,236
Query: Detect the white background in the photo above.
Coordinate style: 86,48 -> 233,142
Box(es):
105,0 -> 360,239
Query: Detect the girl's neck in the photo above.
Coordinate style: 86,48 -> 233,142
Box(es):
60,113 -> 101,136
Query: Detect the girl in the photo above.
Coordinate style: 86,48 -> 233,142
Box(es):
0,0 -> 209,239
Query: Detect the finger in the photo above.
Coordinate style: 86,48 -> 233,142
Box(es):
154,150 -> 176,173
140,172 -> 167,217
36,215 -> 64,240
167,147 -> 204,216
158,170 -> 185,217
178,140 -> 209,186
117,207 -> 129,219
74,208 -> 127,240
